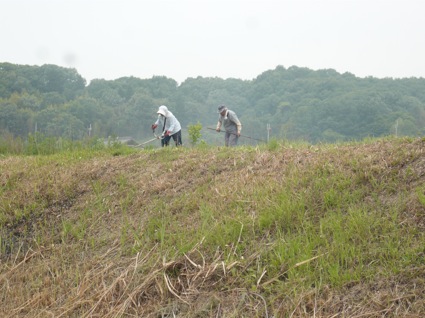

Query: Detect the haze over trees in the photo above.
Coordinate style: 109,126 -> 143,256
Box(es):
1,62 -> 425,144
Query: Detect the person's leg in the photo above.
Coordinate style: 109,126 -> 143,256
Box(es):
225,132 -> 230,147
162,135 -> 171,146
172,130 -> 182,146
228,133 -> 238,146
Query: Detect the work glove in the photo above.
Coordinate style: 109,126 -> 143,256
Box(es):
164,130 -> 171,137
216,128 -> 220,132
151,124 -> 158,130
237,131 -> 241,137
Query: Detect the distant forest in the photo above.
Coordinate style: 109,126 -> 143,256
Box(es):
1,62 -> 425,145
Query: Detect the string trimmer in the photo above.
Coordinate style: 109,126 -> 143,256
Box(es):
130,130 -> 163,148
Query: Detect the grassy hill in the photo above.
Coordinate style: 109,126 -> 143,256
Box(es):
1,138 -> 425,317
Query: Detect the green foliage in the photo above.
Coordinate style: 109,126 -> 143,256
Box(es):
266,138 -> 280,150
187,122 -> 203,146
2,62 -> 425,147
0,132 -> 119,155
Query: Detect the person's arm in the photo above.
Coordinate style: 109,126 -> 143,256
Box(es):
216,119 -> 222,132
229,112 -> 242,136
152,116 -> 161,130
236,123 -> 242,136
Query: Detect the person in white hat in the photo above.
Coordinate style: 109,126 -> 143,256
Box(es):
216,105 -> 242,146
151,105 -> 182,147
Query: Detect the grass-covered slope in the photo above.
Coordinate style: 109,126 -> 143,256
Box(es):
1,138 -> 425,317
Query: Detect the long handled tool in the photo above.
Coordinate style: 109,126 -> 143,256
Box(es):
207,127 -> 266,142
130,130 -> 163,148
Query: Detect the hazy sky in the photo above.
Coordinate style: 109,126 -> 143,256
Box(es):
2,0 -> 425,84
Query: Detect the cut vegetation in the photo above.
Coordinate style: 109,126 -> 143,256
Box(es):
1,137 -> 425,317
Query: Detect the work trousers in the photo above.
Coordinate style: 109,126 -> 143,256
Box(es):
162,130 -> 182,147
225,131 -> 238,147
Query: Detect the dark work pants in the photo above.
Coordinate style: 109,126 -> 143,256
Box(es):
162,130 -> 182,147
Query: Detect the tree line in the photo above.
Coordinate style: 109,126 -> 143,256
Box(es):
1,62 -> 425,145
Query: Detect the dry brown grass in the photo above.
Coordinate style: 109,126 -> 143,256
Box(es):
1,138 -> 425,317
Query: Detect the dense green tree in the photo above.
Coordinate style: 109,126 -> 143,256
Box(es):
66,96 -> 108,136
0,102 -> 19,134
0,101 -> 34,136
33,64 -> 86,99
0,63 -> 31,98
41,92 -> 67,109
35,107 -> 85,139
2,62 -> 425,144
120,89 -> 164,138
85,79 -> 126,108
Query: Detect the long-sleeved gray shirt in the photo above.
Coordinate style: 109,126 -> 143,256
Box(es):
217,109 -> 242,133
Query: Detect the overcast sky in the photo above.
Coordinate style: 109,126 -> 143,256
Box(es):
2,0 -> 425,84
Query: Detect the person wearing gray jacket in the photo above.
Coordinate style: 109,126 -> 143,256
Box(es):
151,105 -> 182,147
216,105 -> 242,147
